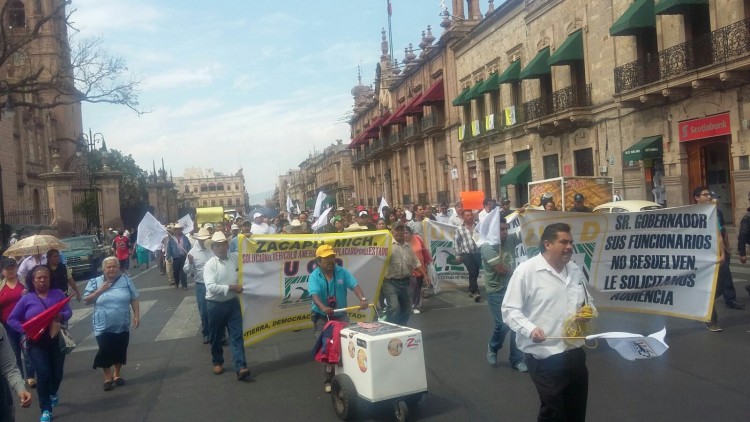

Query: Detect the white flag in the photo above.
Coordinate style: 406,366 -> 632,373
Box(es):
378,197 -> 389,218
313,191 -> 327,218
477,206 -> 500,247
136,212 -> 168,252
286,195 -> 293,214
586,328 -> 669,361
177,214 -> 195,235
311,206 -> 333,232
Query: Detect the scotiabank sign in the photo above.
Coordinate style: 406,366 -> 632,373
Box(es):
678,113 -> 731,142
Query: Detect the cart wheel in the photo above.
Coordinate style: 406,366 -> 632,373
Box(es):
331,374 -> 357,421
394,400 -> 409,422
404,393 -> 422,407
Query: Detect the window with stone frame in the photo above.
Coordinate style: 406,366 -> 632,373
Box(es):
574,148 -> 594,176
543,154 -> 560,178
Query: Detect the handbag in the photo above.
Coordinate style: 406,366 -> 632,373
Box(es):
58,327 -> 76,354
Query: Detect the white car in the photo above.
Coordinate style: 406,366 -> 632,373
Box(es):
593,200 -> 663,213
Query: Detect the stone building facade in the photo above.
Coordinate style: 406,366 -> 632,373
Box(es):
173,168 -> 248,212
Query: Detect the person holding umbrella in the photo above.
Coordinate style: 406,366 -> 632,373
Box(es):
8,265 -> 72,422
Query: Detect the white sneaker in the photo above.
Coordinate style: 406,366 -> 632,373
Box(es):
412,309 -> 421,314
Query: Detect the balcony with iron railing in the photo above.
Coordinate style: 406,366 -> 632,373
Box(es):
389,131 -> 403,146
551,84 -> 592,113
404,121 -> 422,140
614,17 -> 750,95
523,96 -> 553,122
422,112 -> 444,132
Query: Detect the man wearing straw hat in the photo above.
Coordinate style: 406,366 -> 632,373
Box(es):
203,231 -> 251,381
166,223 -> 192,290
184,228 -> 214,344
502,223 -> 596,422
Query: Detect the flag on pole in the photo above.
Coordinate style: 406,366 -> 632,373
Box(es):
312,206 -> 333,232
387,0 -> 392,16
378,197 -> 389,218
313,192 -> 327,218
586,328 -> 669,361
286,195 -> 294,214
477,206 -> 500,247
177,214 -> 195,235
137,212 -> 168,252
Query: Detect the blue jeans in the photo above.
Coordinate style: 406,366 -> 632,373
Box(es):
382,278 -> 412,326
487,287 -> 524,366
195,282 -> 209,340
206,298 -> 247,373
3,323 -> 34,379
28,343 -> 65,412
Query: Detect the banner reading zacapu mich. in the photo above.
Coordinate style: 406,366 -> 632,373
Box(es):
237,231 -> 390,346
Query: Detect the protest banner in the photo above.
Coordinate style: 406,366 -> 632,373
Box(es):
423,220 -> 469,283
237,231 -> 390,346
516,205 -> 719,321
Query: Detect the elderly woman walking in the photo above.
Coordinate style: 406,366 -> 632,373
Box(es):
83,257 -> 140,392
8,266 -> 72,422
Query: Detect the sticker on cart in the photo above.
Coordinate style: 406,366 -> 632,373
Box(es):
357,349 -> 368,373
387,338 -> 403,357
406,336 -> 421,350
348,341 -> 355,358
357,338 -> 367,348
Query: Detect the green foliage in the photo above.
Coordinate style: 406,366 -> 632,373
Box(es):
72,191 -> 99,225
87,148 -> 149,208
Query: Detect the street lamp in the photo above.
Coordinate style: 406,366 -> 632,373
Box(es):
73,129 -> 108,235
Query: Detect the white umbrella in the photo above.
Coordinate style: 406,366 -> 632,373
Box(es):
3,235 -> 69,257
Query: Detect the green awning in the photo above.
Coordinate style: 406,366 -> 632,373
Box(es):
478,72 -> 501,94
655,0 -> 707,15
497,60 -> 522,84
622,135 -> 663,161
322,196 -> 336,207
499,161 -> 531,187
610,0 -> 656,36
452,87 -> 471,106
464,81 -> 485,101
548,30 -> 584,66
305,198 -> 315,208
520,47 -> 551,80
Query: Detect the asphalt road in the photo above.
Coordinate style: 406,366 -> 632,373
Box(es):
13,262 -> 750,422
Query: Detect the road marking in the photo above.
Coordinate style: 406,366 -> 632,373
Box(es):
155,296 -> 200,341
74,300 -> 157,353
68,307 -> 94,327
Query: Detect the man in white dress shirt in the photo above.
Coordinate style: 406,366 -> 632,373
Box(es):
502,222 -> 596,422
184,228 -> 214,343
204,231 -> 250,381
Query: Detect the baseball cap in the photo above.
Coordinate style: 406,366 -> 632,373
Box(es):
253,212 -> 264,219
358,210 -> 369,217
315,244 -> 336,258
203,223 -> 214,229
231,224 -> 239,230
1,258 -> 17,270
574,193 -> 584,201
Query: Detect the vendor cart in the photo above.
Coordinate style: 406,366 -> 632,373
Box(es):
329,306 -> 428,421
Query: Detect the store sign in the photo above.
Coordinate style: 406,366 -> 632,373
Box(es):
678,113 -> 731,142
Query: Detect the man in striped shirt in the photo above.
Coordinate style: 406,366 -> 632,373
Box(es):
454,209 -> 482,302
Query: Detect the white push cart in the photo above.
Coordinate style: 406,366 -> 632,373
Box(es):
329,306 -> 428,421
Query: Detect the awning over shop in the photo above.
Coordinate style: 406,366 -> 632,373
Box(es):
478,72 -> 501,94
655,0 -> 707,15
497,60 -> 522,84
463,81 -> 485,101
548,30 -> 584,66
383,104 -> 407,126
403,92 -> 425,116
610,0 -> 656,36
622,135 -> 663,161
520,47 -> 551,80
499,161 -> 531,187
417,79 -> 444,105
364,116 -> 384,138
452,86 -> 471,106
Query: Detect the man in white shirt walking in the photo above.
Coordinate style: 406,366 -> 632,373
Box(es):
203,232 -> 251,381
502,223 -> 596,422
250,212 -> 270,235
184,228 -> 214,344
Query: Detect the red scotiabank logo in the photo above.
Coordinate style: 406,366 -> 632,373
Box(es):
678,113 -> 731,142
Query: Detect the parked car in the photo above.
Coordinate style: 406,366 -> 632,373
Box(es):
593,200 -> 663,213
62,235 -> 109,278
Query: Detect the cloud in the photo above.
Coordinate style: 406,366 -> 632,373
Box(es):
71,0 -> 164,35
142,64 -> 222,90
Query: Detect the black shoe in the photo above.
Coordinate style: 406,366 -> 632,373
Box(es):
202,337 -> 209,344
745,285 -> 750,297
726,301 -> 745,310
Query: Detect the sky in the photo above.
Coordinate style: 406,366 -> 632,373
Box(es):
72,0 -> 455,195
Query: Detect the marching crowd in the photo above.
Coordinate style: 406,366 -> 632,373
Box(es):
3,189 -> 750,421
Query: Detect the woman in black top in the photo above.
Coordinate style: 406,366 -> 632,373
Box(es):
46,249 -> 82,301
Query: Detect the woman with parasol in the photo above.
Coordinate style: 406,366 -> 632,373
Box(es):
7,266 -> 72,422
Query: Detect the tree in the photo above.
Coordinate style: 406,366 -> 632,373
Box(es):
0,0 -> 142,113
100,149 -> 149,208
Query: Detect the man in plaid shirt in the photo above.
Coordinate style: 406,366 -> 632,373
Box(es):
454,209 -> 482,302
